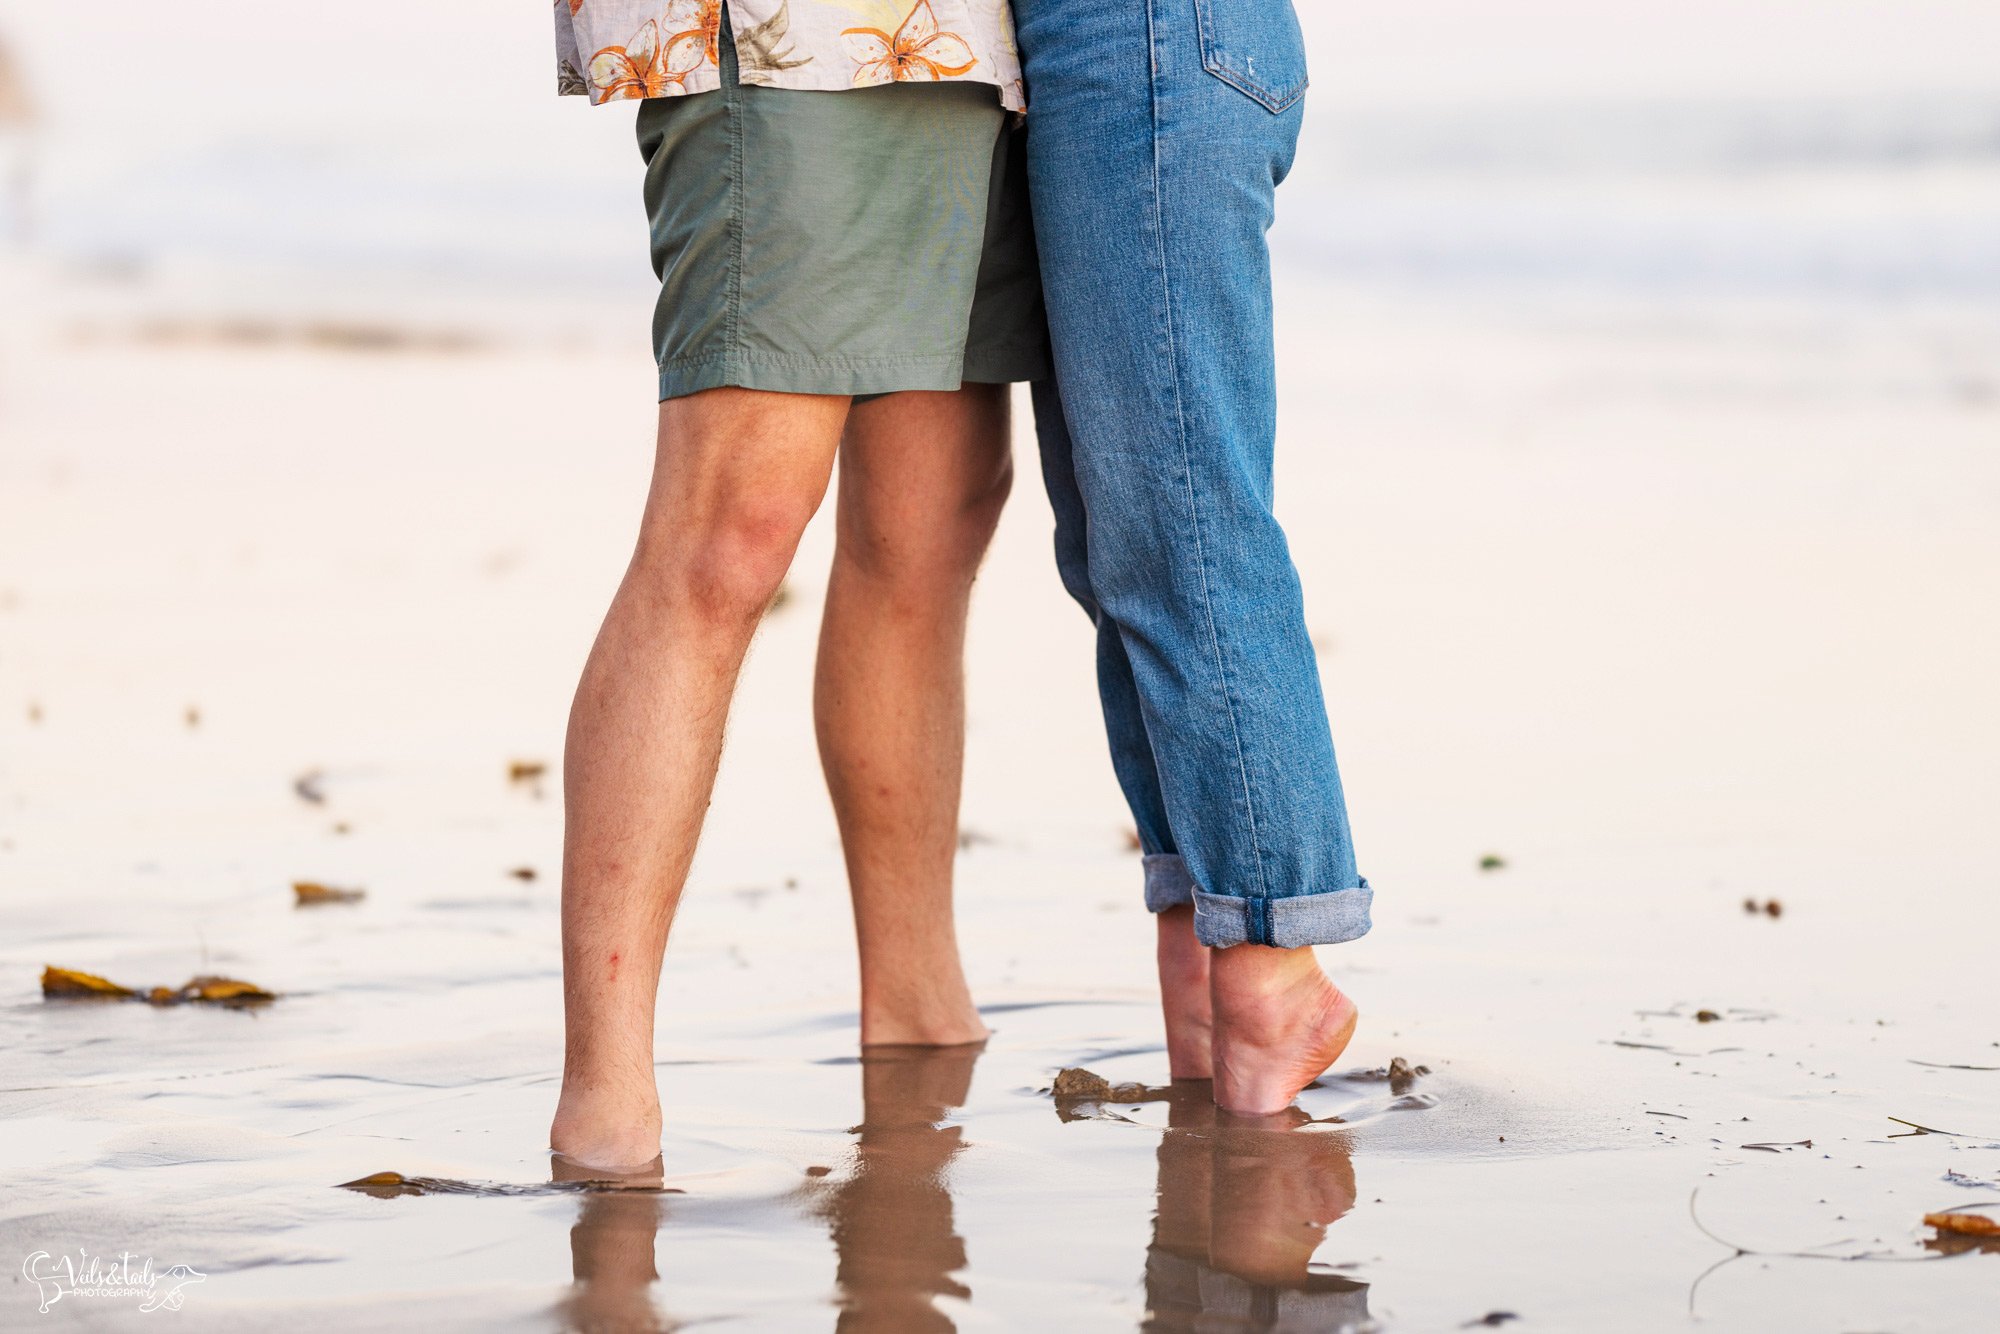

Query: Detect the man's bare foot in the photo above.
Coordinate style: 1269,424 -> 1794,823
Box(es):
859,1011 -> 990,1047
857,968 -> 990,1047
858,1001 -> 989,1048
1156,905 -> 1214,1079
550,1076 -> 664,1172
550,1151 -> 666,1190
1209,944 -> 1357,1115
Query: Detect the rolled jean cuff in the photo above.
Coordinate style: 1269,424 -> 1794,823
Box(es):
1192,879 -> 1374,949
1143,853 -> 1198,912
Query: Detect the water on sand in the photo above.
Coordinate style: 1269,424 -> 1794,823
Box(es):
4,268 -> 1999,1327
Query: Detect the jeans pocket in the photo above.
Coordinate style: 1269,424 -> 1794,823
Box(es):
1192,0 -> 1309,113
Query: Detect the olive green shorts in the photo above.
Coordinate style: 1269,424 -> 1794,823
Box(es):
636,16 -> 1051,402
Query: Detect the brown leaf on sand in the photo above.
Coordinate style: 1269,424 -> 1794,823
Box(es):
41,966 -> 136,999
43,966 -> 275,1006
508,760 -> 547,784
293,880 -> 365,906
339,1171 -> 426,1197
172,976 -> 278,1006
1926,1211 -> 2000,1237
507,866 -> 538,882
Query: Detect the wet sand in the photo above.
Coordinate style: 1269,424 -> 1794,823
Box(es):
3,279 -> 1999,1330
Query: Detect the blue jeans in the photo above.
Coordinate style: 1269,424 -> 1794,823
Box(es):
1016,0 -> 1372,949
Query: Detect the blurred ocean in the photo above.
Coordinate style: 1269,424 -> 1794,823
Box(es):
1,1 -> 1997,331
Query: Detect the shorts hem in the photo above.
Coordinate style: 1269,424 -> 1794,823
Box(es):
658,349 -> 969,401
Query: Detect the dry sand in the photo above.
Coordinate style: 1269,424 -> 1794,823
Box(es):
2,271 -> 1998,1331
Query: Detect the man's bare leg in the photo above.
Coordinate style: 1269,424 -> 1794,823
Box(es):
1210,945 -> 1358,1116
815,386 -> 1010,1046
551,388 -> 850,1170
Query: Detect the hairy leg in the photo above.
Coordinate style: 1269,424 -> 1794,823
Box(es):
815,385 -> 1012,1046
552,388 -> 850,1169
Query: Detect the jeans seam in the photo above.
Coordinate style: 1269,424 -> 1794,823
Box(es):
1144,0 -> 1272,923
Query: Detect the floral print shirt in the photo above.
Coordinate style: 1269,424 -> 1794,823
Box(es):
555,0 -> 1025,112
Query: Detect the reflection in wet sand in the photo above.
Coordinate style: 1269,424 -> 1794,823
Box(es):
806,1043 -> 984,1333
542,1050 -> 1370,1334
544,1048 -> 985,1334
1142,1086 -> 1370,1333
553,1155 -> 676,1333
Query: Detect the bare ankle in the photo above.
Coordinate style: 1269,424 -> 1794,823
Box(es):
1156,906 -> 1215,1080
1211,943 -> 1327,1008
549,1079 -> 663,1172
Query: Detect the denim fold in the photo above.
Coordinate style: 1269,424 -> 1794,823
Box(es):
1142,853 -> 1199,912
1192,880 -> 1373,949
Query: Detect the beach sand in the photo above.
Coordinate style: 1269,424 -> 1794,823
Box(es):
2,266 -> 1997,1330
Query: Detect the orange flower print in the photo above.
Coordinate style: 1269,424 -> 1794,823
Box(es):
588,1 -> 717,102
842,0 -> 978,87
668,0 -> 726,67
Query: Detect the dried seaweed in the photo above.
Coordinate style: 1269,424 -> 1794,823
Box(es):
1925,1210 -> 2000,1238
41,965 -> 275,1007
1887,1116 -> 2000,1139
293,881 -> 365,906
1687,1186 -> 1954,1313
336,1170 -> 679,1198
39,966 -> 134,999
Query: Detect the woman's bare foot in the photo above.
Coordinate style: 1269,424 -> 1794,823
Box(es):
1156,905 -> 1214,1079
550,1072 -> 664,1172
1209,944 -> 1357,1115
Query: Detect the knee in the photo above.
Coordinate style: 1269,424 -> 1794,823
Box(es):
639,495 -> 812,623
924,456 -> 1014,588
951,454 -> 1014,566
847,453 -> 1014,591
